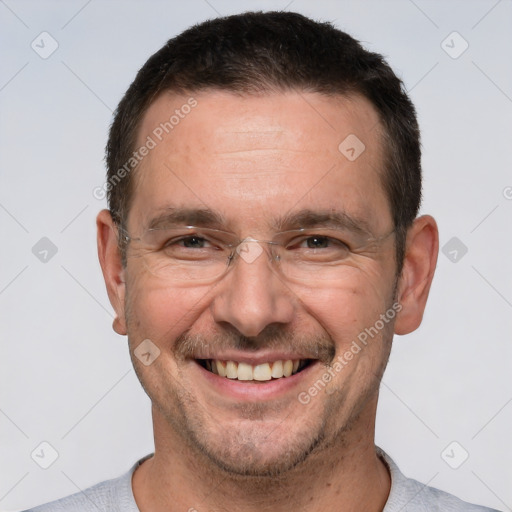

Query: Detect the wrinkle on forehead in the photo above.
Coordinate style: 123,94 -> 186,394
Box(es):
136,90 -> 382,157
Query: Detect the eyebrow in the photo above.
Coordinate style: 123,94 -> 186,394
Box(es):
146,206 -> 375,238
147,207 -> 226,230
273,209 -> 375,237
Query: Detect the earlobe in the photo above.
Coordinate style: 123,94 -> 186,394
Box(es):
112,316 -> 127,336
394,215 -> 439,335
96,209 -> 128,336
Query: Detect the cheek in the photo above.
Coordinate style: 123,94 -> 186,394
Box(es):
124,266 -> 212,344
292,264 -> 394,349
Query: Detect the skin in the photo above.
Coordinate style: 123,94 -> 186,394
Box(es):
97,90 -> 438,512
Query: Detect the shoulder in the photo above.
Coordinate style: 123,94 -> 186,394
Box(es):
378,448 -> 499,512
22,456 -> 150,512
23,478 -> 123,512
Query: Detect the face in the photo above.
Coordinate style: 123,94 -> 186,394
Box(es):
115,90 -> 400,476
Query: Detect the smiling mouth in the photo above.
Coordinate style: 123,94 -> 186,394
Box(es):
197,359 -> 312,381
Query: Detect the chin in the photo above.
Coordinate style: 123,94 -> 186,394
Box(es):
197,426 -> 325,478
172,409 -> 328,478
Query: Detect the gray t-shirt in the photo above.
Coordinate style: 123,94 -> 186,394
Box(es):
24,448 -> 498,511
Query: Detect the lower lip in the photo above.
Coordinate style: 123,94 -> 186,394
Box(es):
192,360 -> 320,401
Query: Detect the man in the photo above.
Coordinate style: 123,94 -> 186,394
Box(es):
26,11 -> 498,512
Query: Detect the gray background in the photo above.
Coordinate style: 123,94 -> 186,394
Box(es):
1,0 -> 511,510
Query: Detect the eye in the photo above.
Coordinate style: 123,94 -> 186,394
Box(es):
172,235 -> 211,249
297,235 -> 349,251
161,234 -> 226,253
142,227 -> 236,259
303,236 -> 329,249
281,232 -> 352,263
159,234 -> 223,261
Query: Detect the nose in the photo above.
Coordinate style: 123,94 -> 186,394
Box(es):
210,240 -> 295,338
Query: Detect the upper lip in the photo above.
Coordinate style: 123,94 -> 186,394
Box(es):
192,350 -> 314,365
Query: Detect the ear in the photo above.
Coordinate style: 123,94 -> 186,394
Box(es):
97,209 -> 127,335
394,215 -> 439,335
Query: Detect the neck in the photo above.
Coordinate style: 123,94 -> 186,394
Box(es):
132,400 -> 391,512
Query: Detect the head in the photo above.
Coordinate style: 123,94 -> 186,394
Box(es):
98,11 -> 438,477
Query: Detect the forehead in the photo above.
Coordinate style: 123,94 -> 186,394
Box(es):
129,90 -> 391,234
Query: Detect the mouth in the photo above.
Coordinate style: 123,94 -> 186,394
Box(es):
196,358 -> 312,381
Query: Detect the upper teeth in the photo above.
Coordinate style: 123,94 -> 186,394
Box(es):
206,359 -> 303,381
